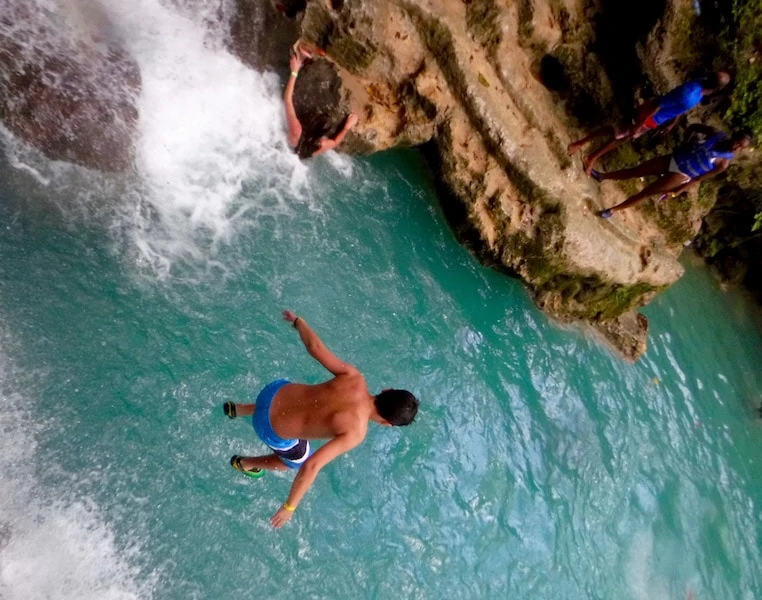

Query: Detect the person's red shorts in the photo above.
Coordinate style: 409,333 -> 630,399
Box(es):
615,108 -> 659,140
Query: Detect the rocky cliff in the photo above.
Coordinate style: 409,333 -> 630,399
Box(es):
4,0 -> 739,360
231,0 -> 702,360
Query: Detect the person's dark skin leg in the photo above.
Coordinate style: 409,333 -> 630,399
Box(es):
239,455 -> 291,472
605,173 -> 690,214
230,402 -> 254,417
582,136 -> 629,176
597,155 -> 671,181
567,125 -> 616,156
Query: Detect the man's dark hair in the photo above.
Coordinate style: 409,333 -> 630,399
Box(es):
715,128 -> 754,153
733,127 -> 754,145
701,71 -> 731,92
374,389 -> 419,426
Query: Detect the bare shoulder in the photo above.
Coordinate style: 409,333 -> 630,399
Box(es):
332,410 -> 368,441
334,366 -> 365,385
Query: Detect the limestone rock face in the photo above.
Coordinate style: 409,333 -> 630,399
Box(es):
0,2 -> 140,171
232,0 -> 694,359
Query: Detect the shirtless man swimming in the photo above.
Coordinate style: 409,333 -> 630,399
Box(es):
224,310 -> 419,528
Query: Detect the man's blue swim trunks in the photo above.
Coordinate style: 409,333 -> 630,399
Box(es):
252,379 -> 311,469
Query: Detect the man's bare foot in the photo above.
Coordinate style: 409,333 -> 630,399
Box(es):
567,141 -> 582,156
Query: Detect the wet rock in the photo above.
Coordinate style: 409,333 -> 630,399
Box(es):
233,0 -> 691,359
591,311 -> 649,363
0,2 -> 141,172
228,0 -> 302,73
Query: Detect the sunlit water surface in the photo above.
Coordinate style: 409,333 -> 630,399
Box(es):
1,2 -> 761,599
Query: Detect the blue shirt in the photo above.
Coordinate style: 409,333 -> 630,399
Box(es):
674,133 -> 734,178
653,80 -> 704,125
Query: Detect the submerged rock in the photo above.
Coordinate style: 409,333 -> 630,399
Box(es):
0,1 -> 140,172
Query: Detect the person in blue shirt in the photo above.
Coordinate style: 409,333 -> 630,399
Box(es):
568,72 -> 730,176
591,125 -> 751,218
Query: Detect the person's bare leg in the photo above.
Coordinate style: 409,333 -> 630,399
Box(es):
606,173 -> 690,214
583,136 -> 628,176
239,454 -> 291,472
231,403 -> 254,417
597,155 -> 671,181
567,126 -> 615,156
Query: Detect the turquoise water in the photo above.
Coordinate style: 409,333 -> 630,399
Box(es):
1,146 -> 761,599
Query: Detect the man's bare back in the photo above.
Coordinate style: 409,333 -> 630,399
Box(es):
270,373 -> 372,441
225,310 -> 419,528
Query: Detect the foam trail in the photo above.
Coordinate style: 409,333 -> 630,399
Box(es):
0,328 -> 152,600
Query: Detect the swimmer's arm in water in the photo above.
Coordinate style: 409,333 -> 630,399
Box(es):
284,53 -> 304,148
282,310 -> 356,375
311,113 -> 359,157
271,430 -> 363,528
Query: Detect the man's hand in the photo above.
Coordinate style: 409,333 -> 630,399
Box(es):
345,113 -> 358,130
271,506 -> 294,529
282,309 -> 298,324
289,52 -> 303,74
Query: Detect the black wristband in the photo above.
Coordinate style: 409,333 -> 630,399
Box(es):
293,317 -> 301,328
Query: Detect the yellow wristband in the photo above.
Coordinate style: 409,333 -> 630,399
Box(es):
283,503 -> 297,512
290,71 -> 298,78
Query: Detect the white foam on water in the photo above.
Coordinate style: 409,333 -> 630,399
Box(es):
0,327 -> 153,600
625,530 -> 673,600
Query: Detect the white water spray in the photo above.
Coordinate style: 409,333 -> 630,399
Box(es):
1,0 -> 352,278
0,329 -> 153,600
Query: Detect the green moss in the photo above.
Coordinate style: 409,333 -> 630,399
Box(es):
465,0 -> 503,60
669,0 -> 762,140
518,0 -> 534,41
534,273 -> 662,321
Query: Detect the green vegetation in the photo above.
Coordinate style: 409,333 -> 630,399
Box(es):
661,0 -> 762,299
723,1 -> 762,138
671,0 -> 762,139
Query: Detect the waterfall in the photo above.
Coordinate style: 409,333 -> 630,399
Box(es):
0,0 -> 343,279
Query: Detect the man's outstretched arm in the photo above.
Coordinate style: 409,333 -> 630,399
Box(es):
270,431 -> 362,528
282,310 -> 355,375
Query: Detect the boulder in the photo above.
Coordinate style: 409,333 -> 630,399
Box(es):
0,2 -> 140,172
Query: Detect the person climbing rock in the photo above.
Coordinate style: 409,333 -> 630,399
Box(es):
224,310 -> 419,528
568,72 -> 731,176
284,42 -> 358,159
592,125 -> 751,218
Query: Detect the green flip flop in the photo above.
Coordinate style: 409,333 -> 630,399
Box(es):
230,455 -> 264,479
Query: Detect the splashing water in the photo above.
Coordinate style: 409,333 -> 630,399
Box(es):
1,2 -> 761,600
0,0 -> 347,278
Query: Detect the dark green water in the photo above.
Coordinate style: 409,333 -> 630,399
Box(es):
1,149 -> 761,600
